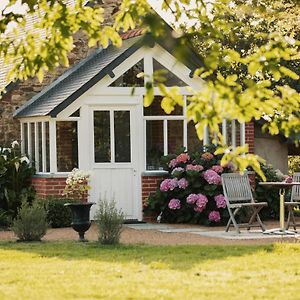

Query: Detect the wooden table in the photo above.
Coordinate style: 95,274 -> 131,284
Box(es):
259,182 -> 300,235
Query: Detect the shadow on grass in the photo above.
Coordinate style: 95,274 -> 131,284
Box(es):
0,241 -> 277,270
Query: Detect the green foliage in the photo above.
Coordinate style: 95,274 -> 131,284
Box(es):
95,197 -> 124,245
288,155 -> 300,175
0,143 -> 35,223
144,145 -> 230,225
42,198 -> 80,228
11,200 -> 48,241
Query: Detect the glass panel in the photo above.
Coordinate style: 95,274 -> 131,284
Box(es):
30,123 -> 35,164
114,111 -> 131,163
23,123 -> 28,155
94,111 -> 111,163
153,59 -> 187,87
45,122 -> 50,172
235,122 -> 241,147
146,120 -> 164,170
168,120 -> 184,154
69,109 -> 80,117
57,121 -> 78,172
110,60 -> 144,87
187,122 -> 203,151
144,96 -> 183,116
38,122 -> 42,172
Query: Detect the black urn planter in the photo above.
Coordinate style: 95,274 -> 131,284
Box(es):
64,202 -> 95,242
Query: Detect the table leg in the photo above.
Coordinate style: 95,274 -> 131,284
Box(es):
279,188 -> 285,232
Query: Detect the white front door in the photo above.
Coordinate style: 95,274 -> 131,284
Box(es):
89,105 -> 141,220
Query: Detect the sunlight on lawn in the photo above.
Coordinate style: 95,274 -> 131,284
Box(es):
0,242 -> 299,299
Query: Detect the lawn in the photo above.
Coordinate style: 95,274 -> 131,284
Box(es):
0,242 -> 299,299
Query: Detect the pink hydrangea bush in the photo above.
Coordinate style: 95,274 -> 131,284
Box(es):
144,145 -> 232,225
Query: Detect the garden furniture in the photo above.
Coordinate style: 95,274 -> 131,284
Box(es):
221,173 -> 267,234
285,173 -> 300,231
259,180 -> 300,235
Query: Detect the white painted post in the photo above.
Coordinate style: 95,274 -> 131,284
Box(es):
41,122 -> 47,172
78,105 -> 90,170
240,122 -> 246,146
183,96 -> 187,150
20,122 -> 25,154
110,110 -> 115,163
49,119 -> 57,173
27,122 -> 32,160
34,122 -> 39,172
163,119 -> 168,155
231,120 -> 236,148
203,125 -> 209,146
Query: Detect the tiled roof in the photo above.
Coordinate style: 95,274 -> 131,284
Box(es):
14,35 -> 144,118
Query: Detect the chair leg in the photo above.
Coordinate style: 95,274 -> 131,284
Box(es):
256,213 -> 266,231
225,207 -> 240,232
227,207 -> 241,234
289,207 -> 297,231
286,208 -> 291,230
247,207 -> 266,232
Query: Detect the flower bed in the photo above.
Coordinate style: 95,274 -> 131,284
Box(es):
144,145 -> 233,225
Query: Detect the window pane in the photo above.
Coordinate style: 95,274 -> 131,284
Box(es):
94,111 -> 111,162
110,60 -> 144,87
153,59 -> 187,87
187,122 -> 203,151
114,111 -> 131,162
144,96 -> 183,116
146,120 -> 164,170
30,123 -> 35,164
57,121 -> 78,172
168,120 -> 184,154
23,123 -> 28,155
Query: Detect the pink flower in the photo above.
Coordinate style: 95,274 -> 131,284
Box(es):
195,194 -> 208,210
160,178 -> 178,191
211,165 -> 223,174
176,153 -> 190,164
214,194 -> 227,208
208,211 -> 221,222
194,206 -> 205,213
169,159 -> 177,168
203,169 -> 222,185
201,152 -> 214,161
186,164 -> 204,172
178,178 -> 189,189
168,198 -> 181,210
171,167 -> 185,176
186,194 -> 199,204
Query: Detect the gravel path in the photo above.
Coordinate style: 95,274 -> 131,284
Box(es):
1,221 -> 298,245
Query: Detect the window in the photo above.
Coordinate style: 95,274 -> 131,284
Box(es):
109,60 -> 144,87
94,110 -> 131,163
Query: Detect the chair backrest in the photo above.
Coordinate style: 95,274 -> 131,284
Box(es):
221,173 -> 254,206
291,173 -> 300,202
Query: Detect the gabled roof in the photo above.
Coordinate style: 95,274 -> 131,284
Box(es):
14,33 -> 144,118
14,27 -> 203,118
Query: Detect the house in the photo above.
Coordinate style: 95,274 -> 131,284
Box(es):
0,1 -> 294,220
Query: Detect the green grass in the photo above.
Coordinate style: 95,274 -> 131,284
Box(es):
0,242 -> 299,299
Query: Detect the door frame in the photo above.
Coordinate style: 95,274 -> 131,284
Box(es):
79,97 -> 143,220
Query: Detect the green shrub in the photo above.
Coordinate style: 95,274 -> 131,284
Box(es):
0,143 -> 35,222
43,198 -> 80,228
95,198 -> 124,245
12,201 -> 48,241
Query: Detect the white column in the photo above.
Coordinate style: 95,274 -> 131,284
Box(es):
231,120 -> 236,148
163,119 -> 168,155
20,122 -> 25,154
27,122 -> 32,160
49,119 -> 57,173
41,122 -> 47,172
110,110 -> 115,163
34,122 -> 39,172
203,125 -> 209,146
78,105 -> 90,170
240,122 -> 246,146
183,96 -> 188,150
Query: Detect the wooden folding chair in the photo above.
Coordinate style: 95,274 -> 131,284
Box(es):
285,172 -> 300,231
221,173 -> 268,234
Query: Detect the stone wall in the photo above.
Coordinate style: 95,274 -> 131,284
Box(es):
0,0 -> 121,146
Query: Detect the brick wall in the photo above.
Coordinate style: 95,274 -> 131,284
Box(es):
32,176 -> 67,198
245,122 -> 255,153
141,175 -> 166,204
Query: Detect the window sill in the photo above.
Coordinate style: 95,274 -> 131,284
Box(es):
142,170 -> 168,177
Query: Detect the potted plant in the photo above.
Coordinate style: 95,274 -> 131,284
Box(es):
63,169 -> 94,241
